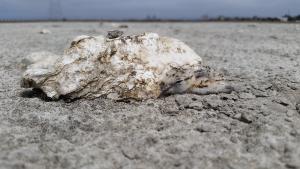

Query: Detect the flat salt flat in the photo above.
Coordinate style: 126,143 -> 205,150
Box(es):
0,22 -> 300,169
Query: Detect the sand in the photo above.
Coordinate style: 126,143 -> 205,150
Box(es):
0,22 -> 300,169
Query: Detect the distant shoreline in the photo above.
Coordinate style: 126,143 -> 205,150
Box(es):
0,19 -> 299,24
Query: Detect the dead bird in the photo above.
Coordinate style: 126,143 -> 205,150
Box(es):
21,32 -> 232,101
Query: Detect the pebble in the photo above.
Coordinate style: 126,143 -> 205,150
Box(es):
265,135 -> 283,151
39,29 -> 51,34
296,103 -> 300,114
121,146 -> 140,160
220,93 -> 238,101
204,96 -> 223,110
285,118 -> 293,122
290,129 -> 298,136
239,92 -> 256,99
233,113 -> 242,120
195,124 -> 215,133
107,30 -> 124,39
251,90 -> 269,97
175,95 -> 192,108
260,105 -> 272,116
188,102 -> 203,111
286,110 -> 296,117
174,95 -> 203,110
264,102 -> 288,114
273,97 -> 291,106
240,112 -> 254,123
207,111 -> 217,117
230,136 -> 238,143
159,101 -> 180,115
287,83 -> 298,90
118,24 -> 129,28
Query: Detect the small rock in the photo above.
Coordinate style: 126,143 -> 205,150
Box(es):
260,105 -> 272,116
273,97 -> 291,106
118,24 -> 129,28
160,104 -> 179,115
175,95 -> 192,108
264,102 -> 287,114
251,90 -> 269,97
220,93 -> 238,101
107,30 -> 124,39
290,129 -> 298,136
285,163 -> 300,169
207,111 -> 217,117
296,103 -> 300,113
121,146 -> 140,160
265,135 -> 284,151
195,124 -> 215,133
175,95 -> 203,110
239,112 -> 254,123
233,113 -> 242,120
287,83 -> 298,90
165,146 -> 182,154
204,96 -> 223,110
173,161 -> 182,167
286,110 -> 296,117
219,108 -> 234,117
39,29 -> 51,34
269,35 -> 278,40
248,24 -> 257,28
230,136 -> 238,143
285,118 -> 293,122
239,92 -> 256,99
188,102 -> 203,111
145,136 -> 158,146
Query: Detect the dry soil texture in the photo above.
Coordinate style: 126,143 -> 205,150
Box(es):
0,22 -> 300,169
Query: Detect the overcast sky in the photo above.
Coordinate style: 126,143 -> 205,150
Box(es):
0,0 -> 300,20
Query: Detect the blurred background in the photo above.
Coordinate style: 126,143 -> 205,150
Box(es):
0,0 -> 300,22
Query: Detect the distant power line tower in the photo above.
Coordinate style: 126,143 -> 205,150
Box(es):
49,0 -> 63,20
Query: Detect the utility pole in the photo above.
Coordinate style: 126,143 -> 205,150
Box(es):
49,0 -> 63,20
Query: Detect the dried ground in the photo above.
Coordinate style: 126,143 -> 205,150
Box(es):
0,22 -> 300,169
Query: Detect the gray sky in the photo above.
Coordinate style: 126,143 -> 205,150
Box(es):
0,0 -> 299,20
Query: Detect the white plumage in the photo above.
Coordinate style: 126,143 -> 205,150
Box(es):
21,32 -> 231,100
